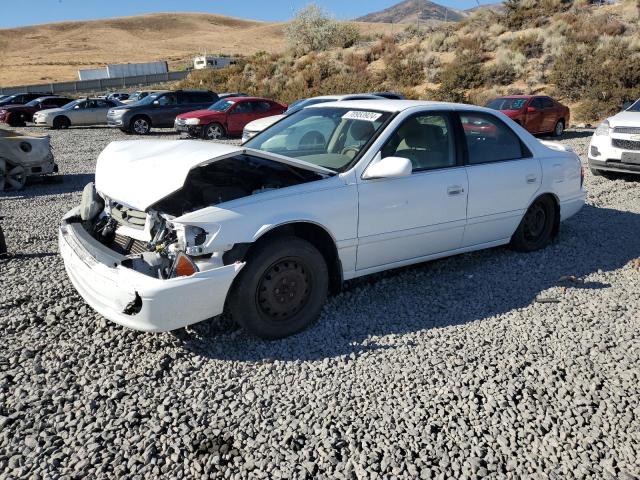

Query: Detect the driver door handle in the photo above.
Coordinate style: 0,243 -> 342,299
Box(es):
447,185 -> 464,196
526,174 -> 537,184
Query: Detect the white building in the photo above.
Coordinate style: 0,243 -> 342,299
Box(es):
193,56 -> 237,70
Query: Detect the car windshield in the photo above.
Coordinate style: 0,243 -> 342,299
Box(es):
25,99 -> 42,107
627,99 -> 640,112
1,95 -> 18,103
486,98 -> 528,110
136,92 -> 164,105
244,107 -> 391,172
62,99 -> 83,110
208,99 -> 235,112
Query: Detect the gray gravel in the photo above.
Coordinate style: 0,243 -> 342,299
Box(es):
1,126 -> 639,479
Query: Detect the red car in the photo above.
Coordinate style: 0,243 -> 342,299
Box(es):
0,96 -> 73,126
486,95 -> 570,137
174,96 -> 287,140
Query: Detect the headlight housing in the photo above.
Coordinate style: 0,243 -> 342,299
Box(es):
595,120 -> 611,136
185,118 -> 201,125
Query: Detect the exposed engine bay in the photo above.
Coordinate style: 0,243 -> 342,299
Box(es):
77,154 -> 323,280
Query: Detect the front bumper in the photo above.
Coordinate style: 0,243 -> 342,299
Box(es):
32,116 -> 50,126
59,208 -> 245,332
589,133 -> 640,175
174,121 -> 200,136
107,118 -> 124,127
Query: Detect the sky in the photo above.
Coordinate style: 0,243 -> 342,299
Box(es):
1,0 -> 494,28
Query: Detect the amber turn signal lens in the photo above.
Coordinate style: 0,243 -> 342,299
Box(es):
172,253 -> 198,278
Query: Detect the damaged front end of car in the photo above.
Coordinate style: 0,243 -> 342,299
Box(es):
58,142 -> 329,332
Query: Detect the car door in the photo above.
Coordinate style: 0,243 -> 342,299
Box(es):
93,99 -> 115,124
226,101 -> 255,135
459,111 -> 542,248
540,97 -> 558,133
70,100 -> 93,125
524,97 -> 545,133
356,112 -> 468,271
153,93 -> 180,127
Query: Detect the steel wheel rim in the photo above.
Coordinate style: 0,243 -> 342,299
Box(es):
205,125 -> 222,140
256,257 -> 311,321
523,203 -> 547,241
134,119 -> 148,134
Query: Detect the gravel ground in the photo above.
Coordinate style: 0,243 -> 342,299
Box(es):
1,126 -> 639,479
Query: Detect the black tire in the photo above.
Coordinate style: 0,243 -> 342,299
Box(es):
510,196 -> 556,252
589,167 -> 602,177
130,116 -> 151,135
0,224 -> 6,258
7,114 -> 25,128
227,236 -> 328,340
52,116 -> 70,129
120,128 -> 131,134
552,119 -> 565,137
202,123 -> 225,140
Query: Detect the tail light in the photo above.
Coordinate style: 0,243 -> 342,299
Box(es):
170,252 -> 198,278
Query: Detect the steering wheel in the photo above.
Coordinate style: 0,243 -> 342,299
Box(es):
298,131 -> 325,148
341,146 -> 360,159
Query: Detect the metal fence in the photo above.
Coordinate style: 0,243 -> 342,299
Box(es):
0,71 -> 190,96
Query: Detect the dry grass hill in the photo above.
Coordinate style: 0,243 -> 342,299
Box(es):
0,12 -> 394,87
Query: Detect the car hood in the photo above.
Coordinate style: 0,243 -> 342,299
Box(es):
244,114 -> 285,131
176,109 -> 222,120
0,104 -> 28,111
607,111 -> 640,128
94,140 -> 334,211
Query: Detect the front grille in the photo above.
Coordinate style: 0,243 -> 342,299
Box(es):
175,119 -> 186,126
612,139 -> 640,151
111,234 -> 148,255
110,203 -> 147,230
613,126 -> 640,134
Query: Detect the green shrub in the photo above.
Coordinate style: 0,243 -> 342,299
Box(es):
433,51 -> 484,102
383,51 -> 425,87
284,4 -> 360,54
484,63 -> 517,86
511,33 -> 544,58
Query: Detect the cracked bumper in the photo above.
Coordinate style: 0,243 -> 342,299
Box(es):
59,208 -> 244,332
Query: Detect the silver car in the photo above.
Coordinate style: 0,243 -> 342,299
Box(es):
33,98 -> 122,129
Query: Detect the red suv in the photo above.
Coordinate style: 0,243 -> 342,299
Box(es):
486,95 -> 570,137
175,96 -> 287,140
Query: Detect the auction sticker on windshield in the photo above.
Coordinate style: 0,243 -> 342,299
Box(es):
342,111 -> 382,122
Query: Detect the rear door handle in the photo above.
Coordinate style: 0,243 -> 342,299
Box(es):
447,185 -> 464,196
526,174 -> 537,184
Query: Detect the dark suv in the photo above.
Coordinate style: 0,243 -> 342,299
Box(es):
0,92 -> 53,108
107,90 -> 219,134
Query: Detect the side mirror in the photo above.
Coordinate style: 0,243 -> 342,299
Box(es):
74,105 -> 81,109
153,100 -> 160,106
363,154 -> 412,180
527,106 -> 537,113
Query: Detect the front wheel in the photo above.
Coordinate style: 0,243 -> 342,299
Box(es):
510,196 -> 556,252
202,123 -> 225,140
227,236 -> 328,339
130,116 -> 151,135
52,116 -> 70,129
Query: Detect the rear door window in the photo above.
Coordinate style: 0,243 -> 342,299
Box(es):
541,97 -> 555,109
459,112 -> 528,164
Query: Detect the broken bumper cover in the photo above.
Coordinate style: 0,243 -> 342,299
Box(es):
59,208 -> 244,332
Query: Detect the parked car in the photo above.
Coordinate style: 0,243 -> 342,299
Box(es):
218,92 -> 249,100
107,92 -> 130,102
0,96 -> 73,126
59,100 -> 585,339
33,97 -> 123,129
371,92 -> 405,100
0,127 -> 57,190
241,93 -> 384,142
175,96 -> 287,140
486,95 -> 570,137
588,98 -> 640,177
107,90 -> 219,134
0,92 -> 53,108
122,91 -> 157,104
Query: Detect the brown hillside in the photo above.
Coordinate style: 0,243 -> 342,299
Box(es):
0,13 -> 394,87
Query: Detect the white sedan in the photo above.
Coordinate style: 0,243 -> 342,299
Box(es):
33,98 -> 122,129
588,98 -> 640,177
59,100 -> 585,339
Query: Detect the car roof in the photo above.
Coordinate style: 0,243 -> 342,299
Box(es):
308,99 -> 492,113
225,96 -> 274,102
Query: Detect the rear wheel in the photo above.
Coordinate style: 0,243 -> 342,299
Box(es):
552,120 -> 565,137
0,158 -> 27,191
510,196 -> 556,252
52,116 -> 70,129
8,114 -> 25,127
228,236 -> 328,339
202,123 -> 225,140
130,116 -> 151,135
